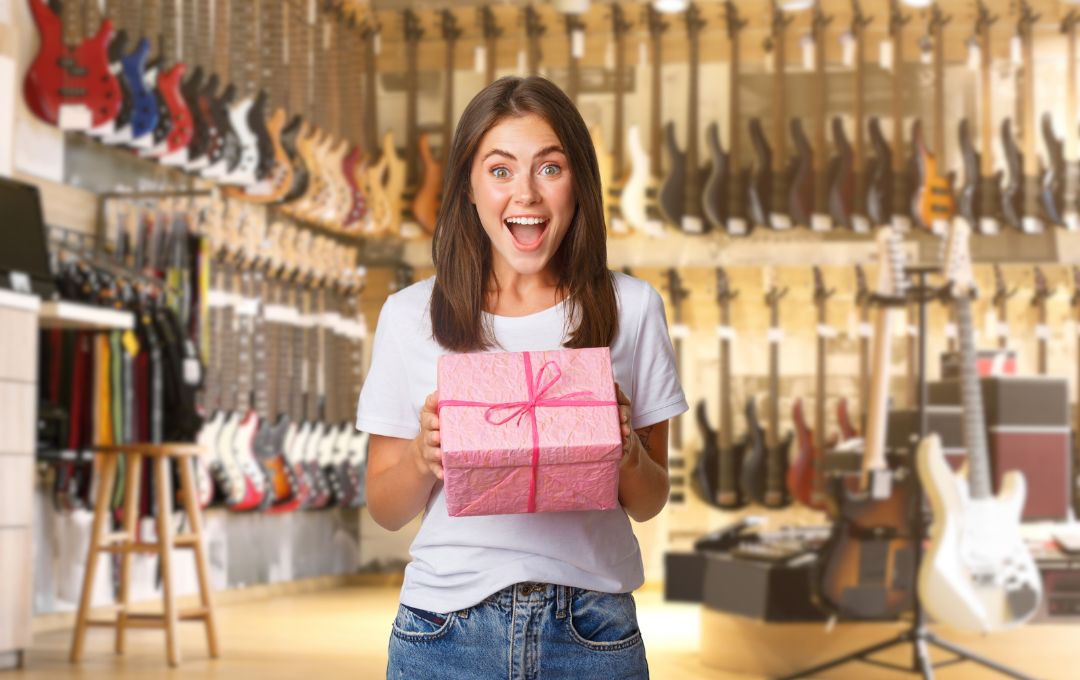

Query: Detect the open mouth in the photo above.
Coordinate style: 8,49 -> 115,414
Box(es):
504,217 -> 550,251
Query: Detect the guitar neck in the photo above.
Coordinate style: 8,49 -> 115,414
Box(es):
956,296 -> 993,498
649,25 -> 663,178
979,20 -> 995,176
768,304 -> 780,447
1068,21 -> 1078,160
862,300 -> 896,477
771,28 -> 787,172
814,303 -> 827,451
718,304 -> 734,451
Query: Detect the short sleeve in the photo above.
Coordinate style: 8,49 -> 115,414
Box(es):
629,286 -> 688,430
355,296 -> 420,439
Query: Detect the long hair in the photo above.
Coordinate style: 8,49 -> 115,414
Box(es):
430,76 -> 617,352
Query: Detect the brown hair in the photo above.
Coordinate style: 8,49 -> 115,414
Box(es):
430,76 -> 617,352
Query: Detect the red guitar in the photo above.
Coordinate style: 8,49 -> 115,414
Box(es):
23,0 -> 122,128
787,266 -> 835,510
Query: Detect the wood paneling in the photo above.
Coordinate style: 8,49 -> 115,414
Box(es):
0,382 -> 37,456
0,529 -> 32,654
0,455 -> 32,528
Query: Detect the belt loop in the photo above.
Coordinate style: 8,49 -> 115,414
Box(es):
556,586 -> 569,619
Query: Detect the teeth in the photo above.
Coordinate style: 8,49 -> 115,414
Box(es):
505,217 -> 546,225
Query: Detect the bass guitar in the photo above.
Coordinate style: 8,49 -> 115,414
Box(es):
917,218 -> 1042,633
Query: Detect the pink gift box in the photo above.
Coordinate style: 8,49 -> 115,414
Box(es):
437,347 -> 623,517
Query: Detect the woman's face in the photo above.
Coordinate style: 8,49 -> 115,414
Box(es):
469,113 -> 575,280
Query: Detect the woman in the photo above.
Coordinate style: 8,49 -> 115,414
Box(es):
356,76 -> 686,679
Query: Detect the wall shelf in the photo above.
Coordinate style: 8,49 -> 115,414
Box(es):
39,301 -> 134,331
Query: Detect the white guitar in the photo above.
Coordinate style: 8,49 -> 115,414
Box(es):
916,218 -> 1042,633
619,125 -> 662,237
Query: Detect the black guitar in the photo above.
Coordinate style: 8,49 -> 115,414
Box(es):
749,117 -> 773,228
1001,118 -> 1023,230
692,268 -> 747,510
828,117 -> 855,229
766,2 -> 794,229
740,278 -> 792,508
1043,113 -> 1066,226
866,117 -> 893,225
789,119 -> 814,228
957,118 -> 980,227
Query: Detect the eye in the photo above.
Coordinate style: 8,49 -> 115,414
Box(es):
490,166 -> 510,179
540,163 -> 562,176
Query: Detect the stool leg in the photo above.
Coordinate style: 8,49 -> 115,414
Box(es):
115,453 -> 143,655
154,457 -> 180,667
178,456 -> 220,658
70,454 -> 119,663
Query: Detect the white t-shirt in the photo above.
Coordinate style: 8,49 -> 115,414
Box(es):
355,271 -> 687,612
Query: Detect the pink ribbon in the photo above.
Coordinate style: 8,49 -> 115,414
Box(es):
438,353 -> 617,513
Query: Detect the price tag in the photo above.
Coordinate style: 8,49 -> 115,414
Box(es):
1011,35 -> 1022,66
840,32 -> 855,68
670,323 -> 690,340
727,217 -> 748,236
770,213 -> 792,230
8,270 -> 30,294
681,215 -> 704,234
474,45 -> 487,74
184,358 -> 202,385
919,46 -> 932,65
908,324 -> 918,337
716,325 -> 737,341
609,216 -> 630,235
879,39 -> 894,70
1036,324 -> 1050,340
571,29 -> 586,60
966,41 -> 981,72
605,40 -> 615,70
891,214 -> 912,233
373,33 -> 382,56
817,324 -> 837,339
945,322 -> 957,339
639,40 -> 647,68
358,316 -> 369,339
236,297 -> 260,317
768,327 -> 784,344
58,105 -> 93,131
517,49 -> 527,74
811,214 -> 832,232
998,321 -> 1010,339
852,216 -> 871,234
1022,216 -> 1044,234
1065,210 -> 1080,232
801,34 -> 815,71
859,322 -> 873,338
979,217 -> 1000,236
764,47 -> 775,73
931,219 -> 949,237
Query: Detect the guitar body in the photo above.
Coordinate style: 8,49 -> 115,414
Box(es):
286,126 -> 325,217
914,145 -> 956,232
187,74 -> 223,171
1041,113 -> 1065,227
691,401 -> 747,510
169,66 -> 205,165
316,140 -> 351,226
957,119 -> 979,227
737,397 -> 781,507
85,31 -> 130,138
256,108 -> 296,202
202,83 -> 239,178
788,119 -> 813,228
620,125 -> 652,235
658,122 -> 686,227
702,122 -> 729,232
118,38 -> 159,141
341,146 -> 367,228
748,118 -> 773,229
827,118 -> 855,230
412,133 -> 443,234
304,423 -> 333,509
916,434 -> 1042,632
377,134 -> 408,237
345,429 -> 369,508
194,410 -> 227,507
279,115 -> 310,202
228,410 -> 270,511
220,96 -> 260,186
23,2 -> 122,127
815,472 -> 918,619
836,397 -> 858,442
786,399 -> 826,510
154,63 -> 193,154
1000,119 -> 1023,230
866,117 -> 893,226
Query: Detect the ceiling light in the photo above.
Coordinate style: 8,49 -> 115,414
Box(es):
781,1 -> 814,10
554,0 -> 590,12
901,0 -> 933,7
652,0 -> 688,13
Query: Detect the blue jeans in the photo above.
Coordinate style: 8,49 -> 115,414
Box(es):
387,582 -> 650,679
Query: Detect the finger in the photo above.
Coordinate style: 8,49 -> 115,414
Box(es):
423,391 -> 439,413
613,383 -> 630,407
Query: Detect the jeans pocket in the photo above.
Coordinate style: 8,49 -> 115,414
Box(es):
567,590 -> 643,651
391,603 -> 455,641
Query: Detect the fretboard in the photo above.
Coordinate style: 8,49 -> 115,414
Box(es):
956,295 -> 992,499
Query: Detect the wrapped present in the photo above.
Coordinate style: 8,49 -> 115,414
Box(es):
437,347 -> 623,517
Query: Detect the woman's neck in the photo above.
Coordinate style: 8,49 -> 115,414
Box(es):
484,267 -> 563,317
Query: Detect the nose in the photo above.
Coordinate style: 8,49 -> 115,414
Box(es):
512,173 -> 540,205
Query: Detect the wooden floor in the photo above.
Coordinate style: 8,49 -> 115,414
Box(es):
10,585 -> 1074,679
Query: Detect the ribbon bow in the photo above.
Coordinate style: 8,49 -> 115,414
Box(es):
439,352 -> 617,513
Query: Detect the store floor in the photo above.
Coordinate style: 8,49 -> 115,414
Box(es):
15,584 -> 1076,679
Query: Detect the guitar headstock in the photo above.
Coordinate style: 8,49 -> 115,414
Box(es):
666,268 -> 689,317
942,219 -> 975,298
685,3 -> 705,37
764,267 -> 789,307
887,0 -> 910,38
564,12 -> 584,36
767,0 -> 795,44
715,267 -> 738,305
644,4 -> 667,40
974,0 -> 998,35
441,8 -> 461,42
1071,266 -> 1080,307
849,0 -> 872,35
1032,266 -> 1053,306
875,227 -> 908,298
524,5 -> 546,39
927,3 -> 951,36
1017,0 -> 1039,39
480,5 -> 501,40
992,264 -> 1017,306
854,264 -> 869,306
1062,9 -> 1080,35
812,266 -> 835,305
403,8 -> 424,44
610,3 -> 631,38
811,1 -> 833,39
724,1 -> 746,40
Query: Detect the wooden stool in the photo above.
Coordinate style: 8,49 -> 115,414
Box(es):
70,443 -> 220,667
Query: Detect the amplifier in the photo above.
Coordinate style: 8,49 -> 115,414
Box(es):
990,428 -> 1072,521
701,551 -> 826,622
663,551 -> 706,604
940,350 -> 1017,379
1031,546 -> 1080,622
928,377 -> 1069,427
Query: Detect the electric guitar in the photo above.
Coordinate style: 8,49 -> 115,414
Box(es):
1031,266 -> 1052,376
866,117 -> 893,226
24,0 -> 123,128
1061,11 -> 1080,230
787,267 -> 834,510
748,117 -> 772,228
412,10 -> 459,235
1016,1 -> 1044,234
665,269 -> 690,512
887,0 -> 913,231
691,268 -> 747,510
917,218 -> 1042,633
808,1 -> 833,232
767,1 -> 794,230
740,273 -> 792,508
815,227 -> 917,620
912,7 -> 955,234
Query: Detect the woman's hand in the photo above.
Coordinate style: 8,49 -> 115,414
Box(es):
413,391 -> 444,480
614,383 -> 640,464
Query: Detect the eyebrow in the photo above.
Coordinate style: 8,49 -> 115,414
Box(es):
480,145 -> 566,163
